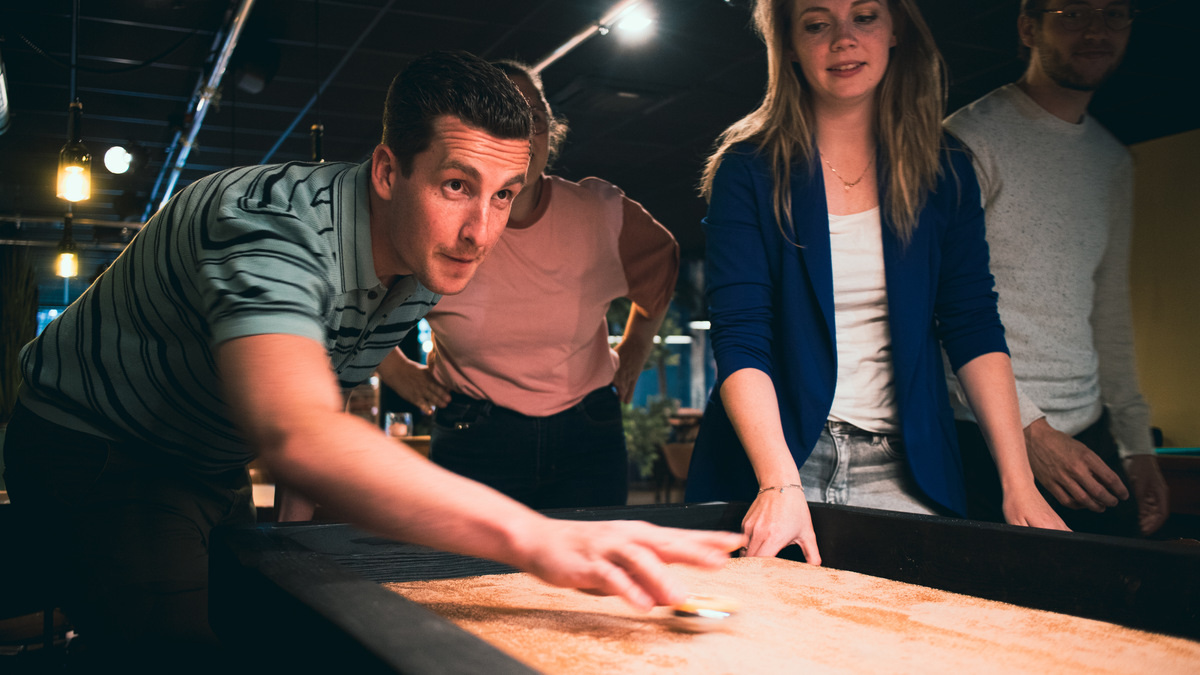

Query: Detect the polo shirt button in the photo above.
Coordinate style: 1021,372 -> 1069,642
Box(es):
368,291 -> 378,300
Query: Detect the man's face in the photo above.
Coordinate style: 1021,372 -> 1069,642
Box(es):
1022,1 -> 1132,91
371,116 -> 530,295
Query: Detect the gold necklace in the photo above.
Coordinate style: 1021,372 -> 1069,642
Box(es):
821,153 -> 874,192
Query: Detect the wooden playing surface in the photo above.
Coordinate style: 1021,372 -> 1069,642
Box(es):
385,556 -> 1200,674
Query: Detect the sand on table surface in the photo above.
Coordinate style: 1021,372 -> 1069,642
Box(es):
385,556 -> 1200,674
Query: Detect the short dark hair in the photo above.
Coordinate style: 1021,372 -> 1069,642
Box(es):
1020,0 -> 1047,15
1018,0 -> 1047,61
1017,0 -> 1136,60
1021,0 -> 1138,23
382,51 -> 533,175
491,60 -> 570,166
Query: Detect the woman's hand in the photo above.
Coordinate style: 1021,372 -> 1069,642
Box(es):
397,363 -> 450,416
1001,484 -> 1070,531
741,487 -> 822,565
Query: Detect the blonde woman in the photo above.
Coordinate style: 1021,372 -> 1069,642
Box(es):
685,0 -> 1066,564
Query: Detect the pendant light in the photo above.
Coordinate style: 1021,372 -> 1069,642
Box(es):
56,100 -> 91,201
56,0 -> 90,202
310,0 -> 324,162
57,211 -> 79,278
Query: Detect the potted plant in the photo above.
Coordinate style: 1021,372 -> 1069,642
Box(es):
622,396 -> 677,481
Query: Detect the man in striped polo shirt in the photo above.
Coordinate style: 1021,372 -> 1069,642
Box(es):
4,51 -> 742,668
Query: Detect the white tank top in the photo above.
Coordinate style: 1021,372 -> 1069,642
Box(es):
825,207 -> 899,434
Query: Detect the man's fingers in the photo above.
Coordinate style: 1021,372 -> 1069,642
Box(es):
1057,478 -> 1106,512
1081,453 -> 1129,501
1136,484 -> 1170,536
608,545 -> 686,608
630,527 -> 742,567
1078,471 -> 1121,509
1045,482 -> 1082,510
588,562 -> 656,611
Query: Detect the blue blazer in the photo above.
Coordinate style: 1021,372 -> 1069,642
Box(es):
686,137 -> 1006,515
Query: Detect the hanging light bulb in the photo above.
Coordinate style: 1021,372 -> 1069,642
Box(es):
57,212 -> 79,278
311,123 -> 324,162
56,100 -> 91,202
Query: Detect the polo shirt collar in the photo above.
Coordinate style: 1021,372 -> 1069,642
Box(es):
338,160 -> 386,293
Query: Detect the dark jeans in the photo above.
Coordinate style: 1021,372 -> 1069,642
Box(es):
431,385 -> 629,509
957,410 -> 1139,536
2,401 -> 255,670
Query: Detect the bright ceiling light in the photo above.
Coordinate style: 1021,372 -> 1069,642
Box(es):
104,145 -> 133,174
56,101 -> 91,202
57,213 -> 78,278
615,5 -> 654,39
57,251 -> 78,279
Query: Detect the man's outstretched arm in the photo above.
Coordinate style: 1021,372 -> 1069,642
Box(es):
218,333 -> 743,609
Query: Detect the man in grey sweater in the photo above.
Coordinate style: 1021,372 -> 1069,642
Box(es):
944,0 -> 1168,536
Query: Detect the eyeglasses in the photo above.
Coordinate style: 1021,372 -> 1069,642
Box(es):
1036,4 -> 1136,32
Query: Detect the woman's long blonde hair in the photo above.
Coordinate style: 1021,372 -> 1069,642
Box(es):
699,0 -> 947,242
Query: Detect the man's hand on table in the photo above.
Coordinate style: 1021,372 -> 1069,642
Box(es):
1024,417 -> 1129,512
1125,454 -> 1170,535
515,519 -> 745,612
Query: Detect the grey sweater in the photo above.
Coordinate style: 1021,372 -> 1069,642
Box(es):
944,83 -> 1152,457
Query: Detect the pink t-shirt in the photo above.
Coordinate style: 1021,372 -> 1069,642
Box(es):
426,175 -> 678,416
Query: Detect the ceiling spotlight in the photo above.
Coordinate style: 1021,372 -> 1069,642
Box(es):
56,100 -> 91,202
615,4 -> 655,38
104,145 -> 133,174
531,0 -> 656,74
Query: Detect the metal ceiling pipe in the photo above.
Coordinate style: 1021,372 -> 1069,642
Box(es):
531,0 -> 645,74
145,0 -> 257,219
0,214 -> 140,228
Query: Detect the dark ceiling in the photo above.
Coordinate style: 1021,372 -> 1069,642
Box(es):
1,0 -> 1196,304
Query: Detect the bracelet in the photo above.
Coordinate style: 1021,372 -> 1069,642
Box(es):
757,484 -> 804,495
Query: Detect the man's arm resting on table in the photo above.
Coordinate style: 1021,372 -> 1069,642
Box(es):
218,333 -> 743,609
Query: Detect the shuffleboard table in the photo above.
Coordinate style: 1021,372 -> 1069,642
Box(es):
209,502 -> 1200,673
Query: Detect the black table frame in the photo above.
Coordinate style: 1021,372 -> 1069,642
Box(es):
210,502 -> 1200,674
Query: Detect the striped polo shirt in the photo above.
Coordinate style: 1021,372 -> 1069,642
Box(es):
19,161 -> 439,472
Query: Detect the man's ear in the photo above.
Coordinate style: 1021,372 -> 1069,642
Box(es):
1017,15 -> 1038,50
371,144 -> 399,200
